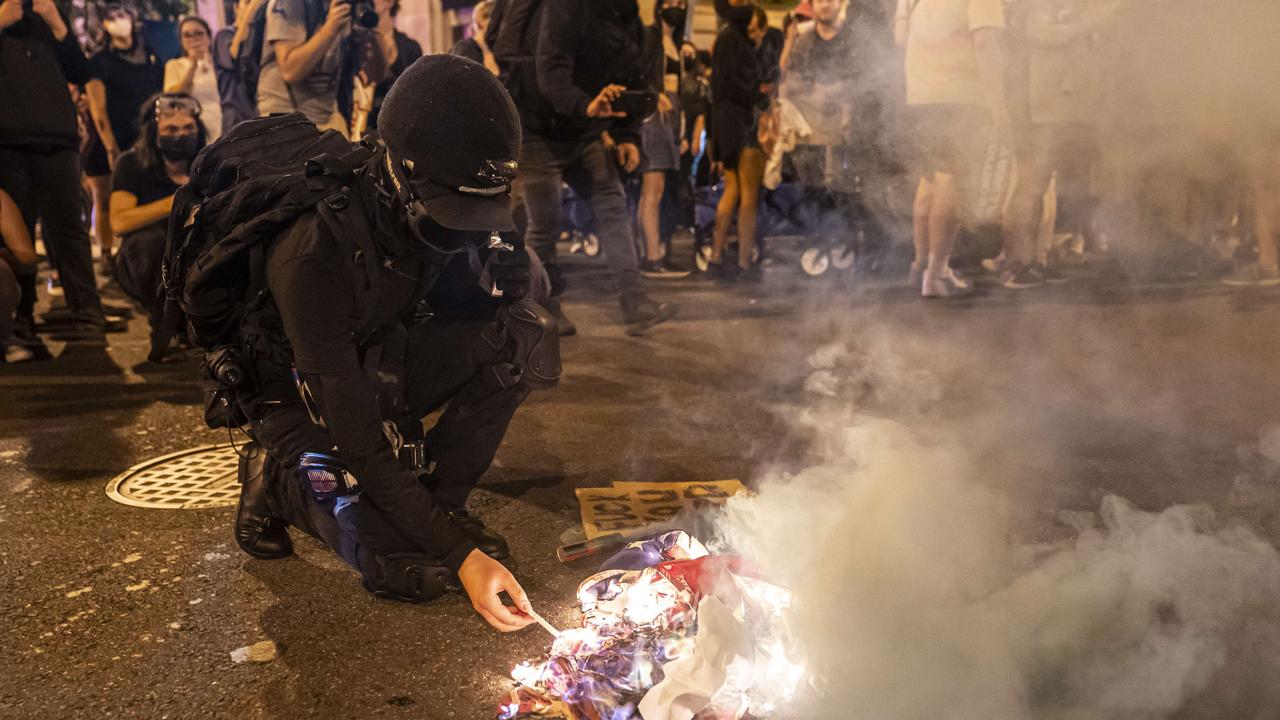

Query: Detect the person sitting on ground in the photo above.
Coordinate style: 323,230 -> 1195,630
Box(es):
109,94 -> 206,341
164,16 -> 224,141
0,188 -> 40,363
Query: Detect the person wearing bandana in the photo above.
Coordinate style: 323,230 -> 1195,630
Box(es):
108,93 -> 208,342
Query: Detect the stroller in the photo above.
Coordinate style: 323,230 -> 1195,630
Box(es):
691,144 -> 911,278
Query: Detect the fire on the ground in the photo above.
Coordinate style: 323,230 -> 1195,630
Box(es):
497,531 -> 804,720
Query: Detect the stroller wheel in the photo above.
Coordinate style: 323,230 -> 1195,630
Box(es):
582,233 -> 602,257
830,244 -> 856,271
800,246 -> 831,276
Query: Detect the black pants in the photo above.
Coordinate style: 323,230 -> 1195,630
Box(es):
512,134 -> 642,297
111,224 -> 166,333
251,311 -> 532,583
0,147 -> 102,316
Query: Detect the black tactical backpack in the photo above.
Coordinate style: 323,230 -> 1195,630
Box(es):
155,113 -> 376,427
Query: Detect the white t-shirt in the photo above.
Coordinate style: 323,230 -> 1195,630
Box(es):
905,0 -> 1005,106
164,57 -> 223,141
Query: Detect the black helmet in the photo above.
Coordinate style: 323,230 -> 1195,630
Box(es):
378,54 -> 521,236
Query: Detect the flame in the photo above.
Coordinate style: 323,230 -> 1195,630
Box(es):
499,532 -> 804,719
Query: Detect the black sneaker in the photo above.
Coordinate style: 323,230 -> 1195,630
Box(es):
546,297 -> 577,337
999,263 -> 1045,290
446,508 -> 509,560
640,258 -> 690,279
1036,263 -> 1069,284
620,292 -> 678,336
736,264 -> 763,284
707,260 -> 741,282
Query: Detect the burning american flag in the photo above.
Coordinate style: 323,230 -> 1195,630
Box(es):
497,531 -> 804,720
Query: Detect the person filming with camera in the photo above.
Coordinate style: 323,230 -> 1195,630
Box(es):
257,0 -> 392,133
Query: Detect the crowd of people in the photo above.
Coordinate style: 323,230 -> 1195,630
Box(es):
3,0 -> 1280,360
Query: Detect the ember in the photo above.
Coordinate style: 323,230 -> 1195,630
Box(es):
498,531 -> 803,720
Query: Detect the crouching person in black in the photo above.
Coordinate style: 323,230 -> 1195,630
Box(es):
111,94 -> 207,343
234,56 -> 558,631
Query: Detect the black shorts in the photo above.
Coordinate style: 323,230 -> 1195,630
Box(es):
908,104 -> 989,178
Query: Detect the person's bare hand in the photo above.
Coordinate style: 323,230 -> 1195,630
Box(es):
323,0 -> 352,34
680,138 -> 689,155
616,142 -> 640,173
587,84 -> 627,118
236,0 -> 267,26
31,0 -> 68,38
0,0 -> 24,31
458,549 -> 535,632
657,92 -> 674,116
600,131 -> 616,153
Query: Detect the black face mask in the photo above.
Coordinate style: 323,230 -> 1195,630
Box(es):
659,7 -> 686,31
410,214 -> 492,254
157,132 -> 199,162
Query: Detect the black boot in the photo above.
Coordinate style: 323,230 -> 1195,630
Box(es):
234,445 -> 293,559
620,291 -> 678,336
446,508 -> 510,560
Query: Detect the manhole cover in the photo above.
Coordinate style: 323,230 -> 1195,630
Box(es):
106,445 -> 242,510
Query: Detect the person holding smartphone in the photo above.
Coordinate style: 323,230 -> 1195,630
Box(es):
499,0 -> 677,336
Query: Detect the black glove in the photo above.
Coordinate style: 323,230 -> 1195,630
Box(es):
487,246 -> 531,301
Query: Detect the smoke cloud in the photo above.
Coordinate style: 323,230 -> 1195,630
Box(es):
711,345 -> 1280,719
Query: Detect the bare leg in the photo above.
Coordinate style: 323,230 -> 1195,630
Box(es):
927,171 -> 961,272
912,176 -> 932,270
712,167 -> 741,263
639,171 -> 666,262
735,148 -> 766,269
86,175 -> 113,260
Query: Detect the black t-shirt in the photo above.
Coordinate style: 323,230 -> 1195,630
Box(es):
111,149 -> 179,206
91,45 -> 163,151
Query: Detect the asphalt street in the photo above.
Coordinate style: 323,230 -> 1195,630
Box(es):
2,242 -> 1279,718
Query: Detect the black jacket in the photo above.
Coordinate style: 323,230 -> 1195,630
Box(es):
497,0 -> 646,144
255,169 -> 476,572
0,12 -> 91,150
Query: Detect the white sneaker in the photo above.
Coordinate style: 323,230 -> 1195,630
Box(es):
46,276 -> 64,297
4,338 -> 35,363
922,266 -> 973,298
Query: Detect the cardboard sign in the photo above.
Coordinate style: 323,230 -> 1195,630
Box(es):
574,480 -> 747,540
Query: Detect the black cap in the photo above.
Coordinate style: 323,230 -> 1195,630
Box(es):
379,54 -> 521,232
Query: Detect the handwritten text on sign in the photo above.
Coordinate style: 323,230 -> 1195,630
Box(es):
574,480 -> 747,539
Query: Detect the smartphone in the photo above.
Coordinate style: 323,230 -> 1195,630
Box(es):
612,90 -> 657,117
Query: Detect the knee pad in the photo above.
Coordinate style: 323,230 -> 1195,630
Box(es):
478,298 -> 561,391
363,553 -> 453,603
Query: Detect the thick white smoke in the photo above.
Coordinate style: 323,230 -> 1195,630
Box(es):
712,349 -> 1280,719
